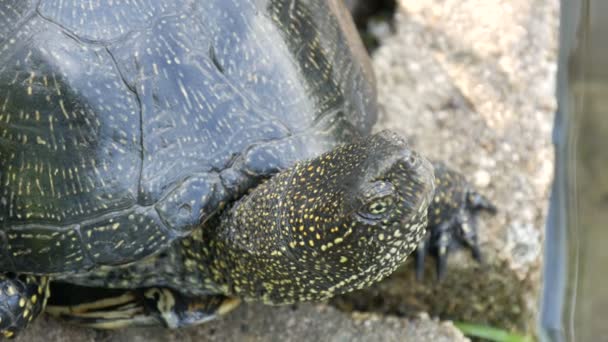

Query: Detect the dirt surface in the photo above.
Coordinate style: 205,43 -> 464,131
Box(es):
334,0 -> 558,334
16,303 -> 468,342
14,0 -> 558,340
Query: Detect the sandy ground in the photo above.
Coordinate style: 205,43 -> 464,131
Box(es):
334,0 -> 557,334
14,0 -> 558,340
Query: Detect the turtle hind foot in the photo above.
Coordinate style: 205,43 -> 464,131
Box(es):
415,162 -> 497,281
0,274 -> 49,339
141,288 -> 240,328
46,283 -> 239,329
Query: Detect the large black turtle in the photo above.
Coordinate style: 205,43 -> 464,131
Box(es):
0,0 -> 495,337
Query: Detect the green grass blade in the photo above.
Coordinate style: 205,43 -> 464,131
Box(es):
454,322 -> 533,342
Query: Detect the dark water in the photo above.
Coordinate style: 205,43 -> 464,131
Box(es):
541,1 -> 608,341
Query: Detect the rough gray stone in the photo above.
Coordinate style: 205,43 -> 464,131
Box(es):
333,0 -> 557,335
16,303 -> 468,342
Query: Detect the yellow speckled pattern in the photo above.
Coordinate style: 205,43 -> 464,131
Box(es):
0,0 -> 496,335
0,0 -> 377,334
415,161 -> 497,279
0,275 -> 49,338
63,132 -> 435,306
0,0 -> 375,275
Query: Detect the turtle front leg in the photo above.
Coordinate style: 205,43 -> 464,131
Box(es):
0,274 -> 49,338
415,161 -> 497,280
45,283 -> 240,329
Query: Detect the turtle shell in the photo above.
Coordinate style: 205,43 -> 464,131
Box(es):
0,0 -> 376,274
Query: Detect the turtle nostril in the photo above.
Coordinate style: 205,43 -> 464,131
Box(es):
400,150 -> 418,169
408,155 -> 417,167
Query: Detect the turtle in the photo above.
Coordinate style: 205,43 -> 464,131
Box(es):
0,0 -> 496,337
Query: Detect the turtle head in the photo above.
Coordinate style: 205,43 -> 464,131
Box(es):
275,130 -> 436,298
208,131 -> 435,303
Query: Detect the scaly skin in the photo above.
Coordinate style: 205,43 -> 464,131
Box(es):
0,135 -> 495,333
0,275 -> 49,338
197,132 -> 434,303
416,161 -> 497,280
0,0 -> 497,336
44,132 -> 436,328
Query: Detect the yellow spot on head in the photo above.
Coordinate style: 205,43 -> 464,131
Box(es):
340,256 -> 348,263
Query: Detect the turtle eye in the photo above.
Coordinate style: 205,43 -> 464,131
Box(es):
356,181 -> 396,220
358,196 -> 394,220
368,199 -> 390,214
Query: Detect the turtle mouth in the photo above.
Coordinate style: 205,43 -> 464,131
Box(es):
388,153 -> 435,242
391,149 -> 435,218
412,155 -> 435,212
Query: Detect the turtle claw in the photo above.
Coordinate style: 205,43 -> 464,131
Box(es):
436,246 -> 448,281
415,234 -> 429,281
455,207 -> 482,258
467,191 -> 497,214
416,220 -> 453,281
46,284 -> 240,329
413,162 -> 497,281
470,242 -> 483,263
434,221 -> 452,281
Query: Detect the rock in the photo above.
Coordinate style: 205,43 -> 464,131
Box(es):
473,169 -> 491,188
343,0 -> 396,27
333,0 -> 556,335
15,303 -> 468,342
